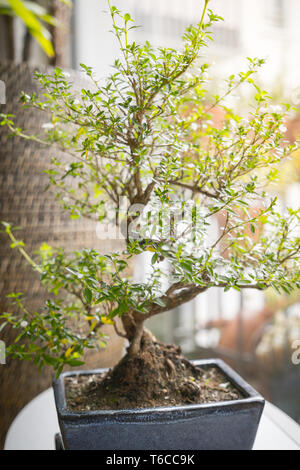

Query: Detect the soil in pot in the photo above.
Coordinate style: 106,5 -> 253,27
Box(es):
65,331 -> 243,411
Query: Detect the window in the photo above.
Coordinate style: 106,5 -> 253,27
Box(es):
266,0 -> 284,28
133,8 -> 239,49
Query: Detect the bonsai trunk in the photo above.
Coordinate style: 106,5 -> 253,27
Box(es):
121,313 -> 147,356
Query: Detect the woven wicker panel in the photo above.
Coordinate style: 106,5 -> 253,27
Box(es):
0,62 -> 126,448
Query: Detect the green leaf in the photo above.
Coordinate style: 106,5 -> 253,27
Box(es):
84,287 -> 92,304
43,355 -> 58,366
124,13 -> 132,22
67,359 -> 85,367
8,0 -> 54,57
151,252 -> 159,265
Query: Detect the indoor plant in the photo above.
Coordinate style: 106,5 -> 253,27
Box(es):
1,0 -> 300,450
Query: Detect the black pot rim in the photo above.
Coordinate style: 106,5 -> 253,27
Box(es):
53,358 -> 265,422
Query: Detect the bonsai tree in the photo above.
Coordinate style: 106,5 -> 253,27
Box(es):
1,0 -> 300,406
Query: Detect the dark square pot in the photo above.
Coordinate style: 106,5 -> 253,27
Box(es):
53,358 -> 264,450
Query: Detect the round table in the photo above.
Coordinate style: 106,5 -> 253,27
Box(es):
4,389 -> 300,450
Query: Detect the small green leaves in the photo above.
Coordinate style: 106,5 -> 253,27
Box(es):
0,292 -> 103,376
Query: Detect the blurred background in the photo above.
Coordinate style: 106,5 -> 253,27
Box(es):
0,0 -> 300,447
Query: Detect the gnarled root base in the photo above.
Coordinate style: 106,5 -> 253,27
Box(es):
100,330 -> 205,408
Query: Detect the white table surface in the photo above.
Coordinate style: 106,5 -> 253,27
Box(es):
4,388 -> 300,450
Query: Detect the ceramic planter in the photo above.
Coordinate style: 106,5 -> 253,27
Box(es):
53,358 -> 264,450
